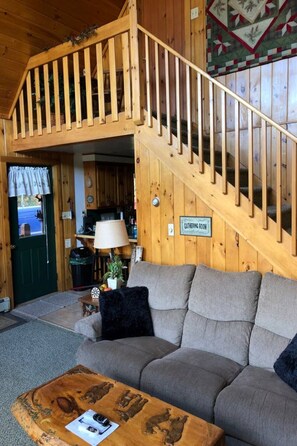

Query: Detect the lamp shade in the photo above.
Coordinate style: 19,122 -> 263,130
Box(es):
94,219 -> 129,250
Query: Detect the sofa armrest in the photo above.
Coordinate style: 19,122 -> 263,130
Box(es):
74,313 -> 102,341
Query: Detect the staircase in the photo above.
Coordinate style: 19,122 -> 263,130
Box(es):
8,6 -> 297,277
138,21 -> 297,275
164,114 -> 292,233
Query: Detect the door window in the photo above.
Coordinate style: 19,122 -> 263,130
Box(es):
17,194 -> 44,237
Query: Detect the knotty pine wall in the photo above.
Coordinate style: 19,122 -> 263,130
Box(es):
134,137 -> 283,276
0,119 -> 75,304
215,57 -> 297,204
138,0 -> 297,205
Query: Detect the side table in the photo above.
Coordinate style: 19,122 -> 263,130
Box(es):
79,295 -> 99,317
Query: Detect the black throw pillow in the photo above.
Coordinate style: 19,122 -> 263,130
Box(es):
99,286 -> 154,340
274,333 -> 297,392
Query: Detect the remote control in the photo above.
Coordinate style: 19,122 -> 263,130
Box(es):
93,413 -> 110,426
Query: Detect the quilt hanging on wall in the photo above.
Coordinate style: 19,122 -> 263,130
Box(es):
206,0 -> 297,76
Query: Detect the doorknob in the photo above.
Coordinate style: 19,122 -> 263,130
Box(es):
10,245 -> 16,250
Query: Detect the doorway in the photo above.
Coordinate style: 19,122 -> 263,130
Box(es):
8,169 -> 57,305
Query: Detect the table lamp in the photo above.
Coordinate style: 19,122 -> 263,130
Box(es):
93,219 -> 129,261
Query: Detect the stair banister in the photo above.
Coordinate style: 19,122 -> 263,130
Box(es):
137,24 -> 297,145
138,23 -> 297,258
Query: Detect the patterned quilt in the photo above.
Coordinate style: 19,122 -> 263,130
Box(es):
206,0 -> 297,76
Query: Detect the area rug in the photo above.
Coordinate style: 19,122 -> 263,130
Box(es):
0,320 -> 83,446
206,0 -> 297,76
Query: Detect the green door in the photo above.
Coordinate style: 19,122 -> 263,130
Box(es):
9,189 -> 57,305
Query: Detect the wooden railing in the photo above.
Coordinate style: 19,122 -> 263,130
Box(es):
138,24 -> 297,256
9,7 -> 297,259
11,16 -> 133,140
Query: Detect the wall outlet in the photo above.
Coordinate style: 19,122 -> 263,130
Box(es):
62,211 -> 72,220
191,7 -> 199,20
168,223 -> 175,236
65,238 -> 71,249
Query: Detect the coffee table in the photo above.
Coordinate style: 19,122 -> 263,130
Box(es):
11,365 -> 225,446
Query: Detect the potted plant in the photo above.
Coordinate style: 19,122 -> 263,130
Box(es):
102,255 -> 124,290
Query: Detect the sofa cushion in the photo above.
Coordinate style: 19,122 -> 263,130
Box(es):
182,264 -> 261,366
215,365 -> 297,446
127,261 -> 196,345
274,333 -> 297,392
74,312 -> 102,341
249,272 -> 297,369
99,286 -> 154,340
76,336 -> 178,389
140,347 -> 243,422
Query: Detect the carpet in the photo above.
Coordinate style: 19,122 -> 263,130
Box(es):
0,320 -> 83,446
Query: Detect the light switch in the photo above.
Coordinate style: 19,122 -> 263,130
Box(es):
62,211 -> 72,220
168,223 -> 174,236
191,7 -> 199,20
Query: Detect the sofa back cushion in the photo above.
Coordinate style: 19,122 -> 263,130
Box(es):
181,264 -> 261,366
127,261 -> 196,345
249,272 -> 297,370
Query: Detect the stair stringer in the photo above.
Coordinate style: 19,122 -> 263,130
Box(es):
135,121 -> 297,279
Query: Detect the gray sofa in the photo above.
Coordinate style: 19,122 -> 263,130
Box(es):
75,262 -> 297,446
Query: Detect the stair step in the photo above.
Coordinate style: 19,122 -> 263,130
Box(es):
202,148 -> 226,166
240,186 -> 272,208
267,203 -> 291,229
215,166 -> 249,187
171,125 -> 210,148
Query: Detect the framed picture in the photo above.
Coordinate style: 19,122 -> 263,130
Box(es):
180,216 -> 212,237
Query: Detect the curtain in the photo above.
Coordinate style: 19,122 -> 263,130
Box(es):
8,166 -> 51,197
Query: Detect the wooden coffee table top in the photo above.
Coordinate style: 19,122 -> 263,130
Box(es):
11,365 -> 225,446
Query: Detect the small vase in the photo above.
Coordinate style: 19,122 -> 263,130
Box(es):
107,278 -> 122,290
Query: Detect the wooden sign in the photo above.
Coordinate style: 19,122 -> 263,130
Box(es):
180,216 -> 212,237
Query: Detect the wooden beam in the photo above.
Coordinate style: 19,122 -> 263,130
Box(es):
130,0 -> 142,125
10,114 -> 134,151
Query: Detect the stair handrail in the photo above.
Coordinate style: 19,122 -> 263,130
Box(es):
8,15 -> 130,120
137,24 -> 297,257
137,24 -> 297,144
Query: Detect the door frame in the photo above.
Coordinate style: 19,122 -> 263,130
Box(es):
0,155 -> 68,308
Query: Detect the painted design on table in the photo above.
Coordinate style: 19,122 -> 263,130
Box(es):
145,408 -> 188,445
207,0 -> 297,76
116,389 -> 148,421
80,381 -> 114,404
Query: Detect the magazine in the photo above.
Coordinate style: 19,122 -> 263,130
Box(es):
66,409 -> 119,446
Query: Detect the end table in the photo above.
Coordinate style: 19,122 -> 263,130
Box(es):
79,295 -> 99,317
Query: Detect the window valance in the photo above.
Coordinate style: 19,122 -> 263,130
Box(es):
8,166 -> 51,198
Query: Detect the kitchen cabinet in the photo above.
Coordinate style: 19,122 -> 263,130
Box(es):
84,161 -> 134,209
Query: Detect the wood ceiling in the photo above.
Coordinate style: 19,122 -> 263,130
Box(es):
0,0 -> 125,119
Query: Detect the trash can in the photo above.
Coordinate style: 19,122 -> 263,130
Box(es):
69,247 -> 94,290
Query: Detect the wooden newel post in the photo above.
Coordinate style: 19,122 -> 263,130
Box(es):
129,0 -> 143,125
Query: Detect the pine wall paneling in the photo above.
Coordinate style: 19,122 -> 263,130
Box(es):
180,2 -> 297,208
135,137 -> 275,274
211,57 -> 297,206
